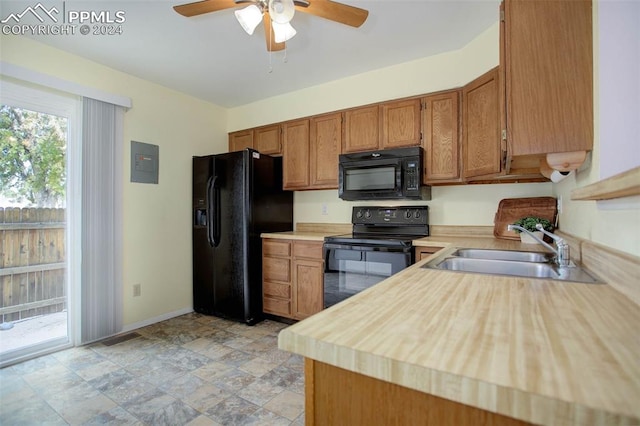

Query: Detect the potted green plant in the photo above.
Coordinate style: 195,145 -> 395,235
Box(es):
511,217 -> 554,244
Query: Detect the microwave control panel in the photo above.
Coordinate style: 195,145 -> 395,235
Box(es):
403,160 -> 420,191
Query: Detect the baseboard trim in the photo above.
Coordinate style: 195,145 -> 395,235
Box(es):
121,307 -> 194,333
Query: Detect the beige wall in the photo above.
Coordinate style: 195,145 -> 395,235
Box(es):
228,23 -> 501,129
551,1 -> 640,257
229,23 -> 555,231
0,36 -> 228,327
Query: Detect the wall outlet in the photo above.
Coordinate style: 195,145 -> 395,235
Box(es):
321,203 -> 328,215
133,283 -> 141,297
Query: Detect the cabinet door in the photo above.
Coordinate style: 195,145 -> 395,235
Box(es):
229,130 -> 253,152
293,259 -> 324,320
310,113 -> 342,189
283,119 -> 310,189
422,91 -> 461,182
381,99 -> 422,149
343,105 -> 380,153
414,246 -> 443,262
462,68 -> 502,179
504,0 -> 592,156
254,124 -> 282,155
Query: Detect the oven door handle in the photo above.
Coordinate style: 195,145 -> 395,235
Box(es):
323,242 -> 410,253
323,243 -> 357,251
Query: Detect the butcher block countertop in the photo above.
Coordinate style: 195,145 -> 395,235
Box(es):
278,235 -> 640,425
260,231 -> 330,242
261,222 -> 352,242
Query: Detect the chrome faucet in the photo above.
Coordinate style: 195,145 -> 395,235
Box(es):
507,224 -> 571,267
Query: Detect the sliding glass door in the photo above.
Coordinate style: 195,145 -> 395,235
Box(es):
0,80 -> 81,367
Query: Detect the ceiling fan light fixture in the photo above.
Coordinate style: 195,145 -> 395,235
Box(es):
272,20 -> 296,43
269,0 -> 295,24
234,4 -> 263,35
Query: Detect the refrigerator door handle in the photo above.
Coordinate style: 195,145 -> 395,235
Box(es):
206,175 -> 219,247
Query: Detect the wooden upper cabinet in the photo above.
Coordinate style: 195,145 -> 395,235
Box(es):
422,91 -> 461,183
462,68 -> 503,179
503,0 -> 593,157
381,99 -> 422,149
229,125 -> 282,156
310,112 -> 342,189
343,105 -> 380,153
254,124 -> 282,155
283,119 -> 310,190
228,130 -> 253,152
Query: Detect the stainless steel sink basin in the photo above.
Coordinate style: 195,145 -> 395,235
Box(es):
451,248 -> 553,263
432,257 -> 560,279
422,248 -> 601,283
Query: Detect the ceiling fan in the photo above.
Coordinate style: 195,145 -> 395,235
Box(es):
173,0 -> 369,52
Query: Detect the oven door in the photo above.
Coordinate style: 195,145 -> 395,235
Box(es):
323,243 -> 412,308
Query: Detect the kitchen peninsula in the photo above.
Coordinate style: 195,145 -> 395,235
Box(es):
278,234 -> 640,425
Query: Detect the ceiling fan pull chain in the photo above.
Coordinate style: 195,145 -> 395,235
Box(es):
283,45 -> 288,63
267,21 -> 274,73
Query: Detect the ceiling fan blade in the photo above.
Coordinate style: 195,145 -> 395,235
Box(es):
264,14 -> 286,52
173,0 -> 238,17
295,0 -> 368,28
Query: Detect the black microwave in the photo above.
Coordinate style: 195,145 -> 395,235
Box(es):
338,147 -> 431,201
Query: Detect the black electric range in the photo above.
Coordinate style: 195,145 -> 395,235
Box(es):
322,206 -> 429,308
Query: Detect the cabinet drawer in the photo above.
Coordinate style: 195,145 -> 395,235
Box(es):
293,241 -> 323,260
263,240 -> 291,257
263,296 -> 291,317
264,281 -> 291,299
263,257 -> 291,283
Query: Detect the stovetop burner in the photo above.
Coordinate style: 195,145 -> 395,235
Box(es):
324,206 -> 429,247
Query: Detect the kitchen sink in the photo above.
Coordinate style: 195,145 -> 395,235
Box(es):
432,257 -> 559,279
422,248 -> 601,283
451,248 -> 553,263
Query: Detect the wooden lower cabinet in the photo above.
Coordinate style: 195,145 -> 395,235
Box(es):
414,246 -> 444,262
305,359 -> 532,426
262,238 -> 324,320
263,239 -> 292,317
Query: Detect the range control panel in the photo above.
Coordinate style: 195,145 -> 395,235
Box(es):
352,206 -> 429,226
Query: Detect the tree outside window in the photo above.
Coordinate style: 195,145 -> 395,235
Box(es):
0,105 -> 67,208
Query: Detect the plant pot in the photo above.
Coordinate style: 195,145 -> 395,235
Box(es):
520,231 -> 544,244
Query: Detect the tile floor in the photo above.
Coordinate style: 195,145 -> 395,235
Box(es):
0,313 -> 305,425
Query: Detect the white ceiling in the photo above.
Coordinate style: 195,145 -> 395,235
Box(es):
3,0 -> 500,108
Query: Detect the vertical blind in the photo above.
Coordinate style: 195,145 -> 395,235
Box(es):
81,97 -> 124,343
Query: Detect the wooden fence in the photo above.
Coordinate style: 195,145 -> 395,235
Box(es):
0,207 -> 66,323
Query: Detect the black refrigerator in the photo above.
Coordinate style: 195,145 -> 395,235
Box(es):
192,149 -> 293,325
